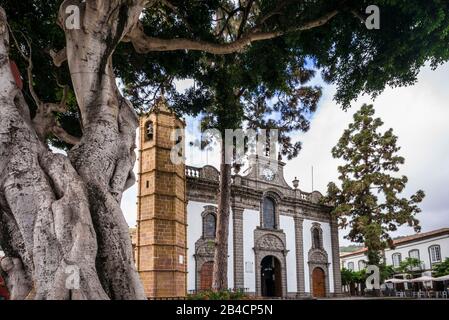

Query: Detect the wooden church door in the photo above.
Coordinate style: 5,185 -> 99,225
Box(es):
312,267 -> 326,298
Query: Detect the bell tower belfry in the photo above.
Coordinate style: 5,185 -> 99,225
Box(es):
136,98 -> 187,298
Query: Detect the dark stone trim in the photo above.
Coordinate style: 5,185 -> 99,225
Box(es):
310,222 -> 324,250
194,238 -> 216,291
294,217 -> 305,297
259,190 -> 282,230
307,247 -> 330,297
307,222 -> 331,297
330,219 -> 342,295
232,207 -> 244,289
253,229 -> 288,297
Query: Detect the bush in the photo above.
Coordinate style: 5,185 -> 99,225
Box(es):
187,289 -> 248,300
433,258 -> 449,277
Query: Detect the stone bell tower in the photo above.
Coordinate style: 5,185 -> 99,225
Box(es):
136,98 -> 187,298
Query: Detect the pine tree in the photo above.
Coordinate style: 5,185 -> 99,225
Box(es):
172,51 -> 321,291
326,104 -> 425,266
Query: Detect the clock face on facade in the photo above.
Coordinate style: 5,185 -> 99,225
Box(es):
262,167 -> 275,181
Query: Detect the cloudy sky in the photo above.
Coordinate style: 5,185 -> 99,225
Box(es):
121,62 -> 449,246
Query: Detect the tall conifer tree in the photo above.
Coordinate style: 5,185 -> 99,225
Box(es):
326,104 -> 425,265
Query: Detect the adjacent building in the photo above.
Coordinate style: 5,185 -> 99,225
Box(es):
340,228 -> 449,274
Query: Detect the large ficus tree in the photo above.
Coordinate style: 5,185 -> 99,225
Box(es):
0,0 -> 448,300
325,104 -> 425,266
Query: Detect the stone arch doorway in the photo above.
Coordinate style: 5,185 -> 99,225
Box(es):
199,261 -> 214,291
260,256 -> 282,297
312,267 -> 326,298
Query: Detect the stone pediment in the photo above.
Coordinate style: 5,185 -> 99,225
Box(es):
308,248 -> 328,264
201,165 -> 220,181
195,239 -> 215,257
255,234 -> 285,251
242,155 -> 291,188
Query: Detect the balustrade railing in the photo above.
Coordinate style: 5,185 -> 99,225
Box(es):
186,166 -> 201,178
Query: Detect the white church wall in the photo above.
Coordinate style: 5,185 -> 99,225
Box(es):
186,200 -> 208,291
243,209 -> 260,292
302,219 -> 334,293
186,200 -> 234,291
280,215 -> 297,293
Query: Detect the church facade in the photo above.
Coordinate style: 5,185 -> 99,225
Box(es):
135,100 -> 342,298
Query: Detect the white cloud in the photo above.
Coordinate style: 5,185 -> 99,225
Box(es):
283,62 -> 449,245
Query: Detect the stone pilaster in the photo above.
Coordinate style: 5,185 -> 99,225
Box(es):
330,218 -> 342,296
294,216 -> 306,297
232,207 -> 244,290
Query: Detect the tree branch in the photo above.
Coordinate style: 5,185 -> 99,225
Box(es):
217,6 -> 242,38
237,0 -> 254,39
32,85 -> 77,144
47,85 -> 69,113
51,125 -> 81,145
49,47 -> 67,67
159,0 -> 193,32
255,0 -> 296,28
7,24 -> 82,145
350,9 -> 366,23
6,25 -> 41,106
125,9 -> 339,54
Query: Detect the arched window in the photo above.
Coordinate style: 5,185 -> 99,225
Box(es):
145,121 -> 154,140
263,197 -> 276,229
347,262 -> 354,271
429,245 -> 441,264
409,249 -> 420,260
358,260 -> 367,270
312,228 -> 321,249
392,253 -> 402,267
311,223 -> 323,249
203,213 -> 216,238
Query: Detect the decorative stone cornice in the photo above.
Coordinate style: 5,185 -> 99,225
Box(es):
187,166 -> 333,223
256,234 -> 285,251
308,248 -> 329,265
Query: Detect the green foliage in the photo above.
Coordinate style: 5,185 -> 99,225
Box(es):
379,264 -> 395,282
0,0 -> 77,150
2,1 -> 449,151
187,290 -> 248,300
433,258 -> 449,277
396,257 -> 422,274
325,104 -> 425,265
123,0 -> 449,111
340,245 -> 364,253
341,268 -> 367,286
341,267 -> 356,286
171,49 -> 322,161
342,263 -> 395,287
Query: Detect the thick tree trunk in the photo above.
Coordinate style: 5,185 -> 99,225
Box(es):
212,146 -> 232,291
0,7 -> 107,299
0,1 -> 146,299
57,0 -> 146,299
